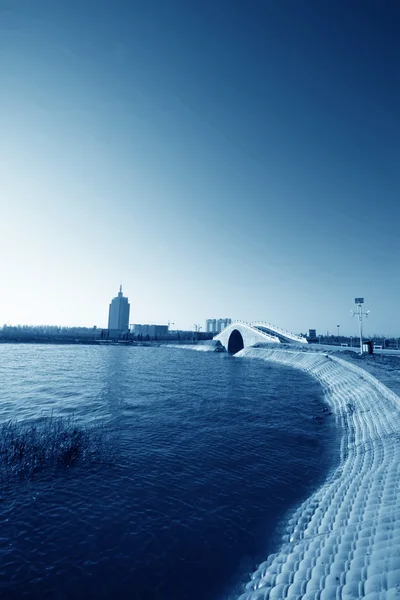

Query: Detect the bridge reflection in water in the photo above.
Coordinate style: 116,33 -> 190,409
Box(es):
214,321 -> 308,354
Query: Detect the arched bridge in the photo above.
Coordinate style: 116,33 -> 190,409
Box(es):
214,321 -> 308,354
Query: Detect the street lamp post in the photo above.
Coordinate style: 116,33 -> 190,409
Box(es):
337,325 -> 340,338
351,298 -> 370,355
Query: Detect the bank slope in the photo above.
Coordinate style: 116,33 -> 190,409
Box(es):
236,348 -> 400,600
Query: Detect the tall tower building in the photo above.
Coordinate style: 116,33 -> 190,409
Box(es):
108,285 -> 130,331
205,318 -> 232,334
217,318 -> 232,332
206,319 -> 217,333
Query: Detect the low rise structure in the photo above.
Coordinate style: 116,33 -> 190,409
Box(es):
131,324 -> 169,338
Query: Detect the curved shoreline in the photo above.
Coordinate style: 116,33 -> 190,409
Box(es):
236,348 -> 400,600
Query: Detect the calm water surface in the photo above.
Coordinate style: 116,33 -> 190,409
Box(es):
0,345 -> 338,599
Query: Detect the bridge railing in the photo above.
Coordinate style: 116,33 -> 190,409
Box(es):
229,320 -> 280,343
255,322 -> 307,343
252,321 -> 308,343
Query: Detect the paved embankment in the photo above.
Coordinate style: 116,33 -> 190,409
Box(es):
236,347 -> 400,600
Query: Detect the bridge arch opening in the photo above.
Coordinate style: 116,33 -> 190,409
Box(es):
228,329 -> 244,354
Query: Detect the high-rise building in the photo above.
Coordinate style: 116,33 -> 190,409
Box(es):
108,286 -> 130,331
217,318 -> 232,332
206,318 -> 232,333
206,319 -> 217,333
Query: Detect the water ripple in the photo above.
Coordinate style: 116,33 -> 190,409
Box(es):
0,344 -> 337,600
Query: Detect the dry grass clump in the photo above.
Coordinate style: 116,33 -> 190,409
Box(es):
0,415 -> 113,482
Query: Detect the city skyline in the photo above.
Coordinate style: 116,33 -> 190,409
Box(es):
0,291 -> 392,338
1,2 -> 400,335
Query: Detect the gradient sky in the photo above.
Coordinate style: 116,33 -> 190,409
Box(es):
1,0 -> 399,335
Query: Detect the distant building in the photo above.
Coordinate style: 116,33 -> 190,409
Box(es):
108,286 -> 130,332
131,324 -> 169,338
206,318 -> 232,334
217,318 -> 232,332
206,319 -> 217,333
308,329 -> 317,341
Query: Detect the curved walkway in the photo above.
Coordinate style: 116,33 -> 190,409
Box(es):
237,348 -> 400,600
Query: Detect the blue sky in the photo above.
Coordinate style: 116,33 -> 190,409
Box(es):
1,0 -> 399,335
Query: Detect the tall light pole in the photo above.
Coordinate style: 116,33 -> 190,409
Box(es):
337,325 -> 340,338
351,298 -> 370,355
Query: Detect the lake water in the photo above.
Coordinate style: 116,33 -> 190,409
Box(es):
0,344 -> 338,599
